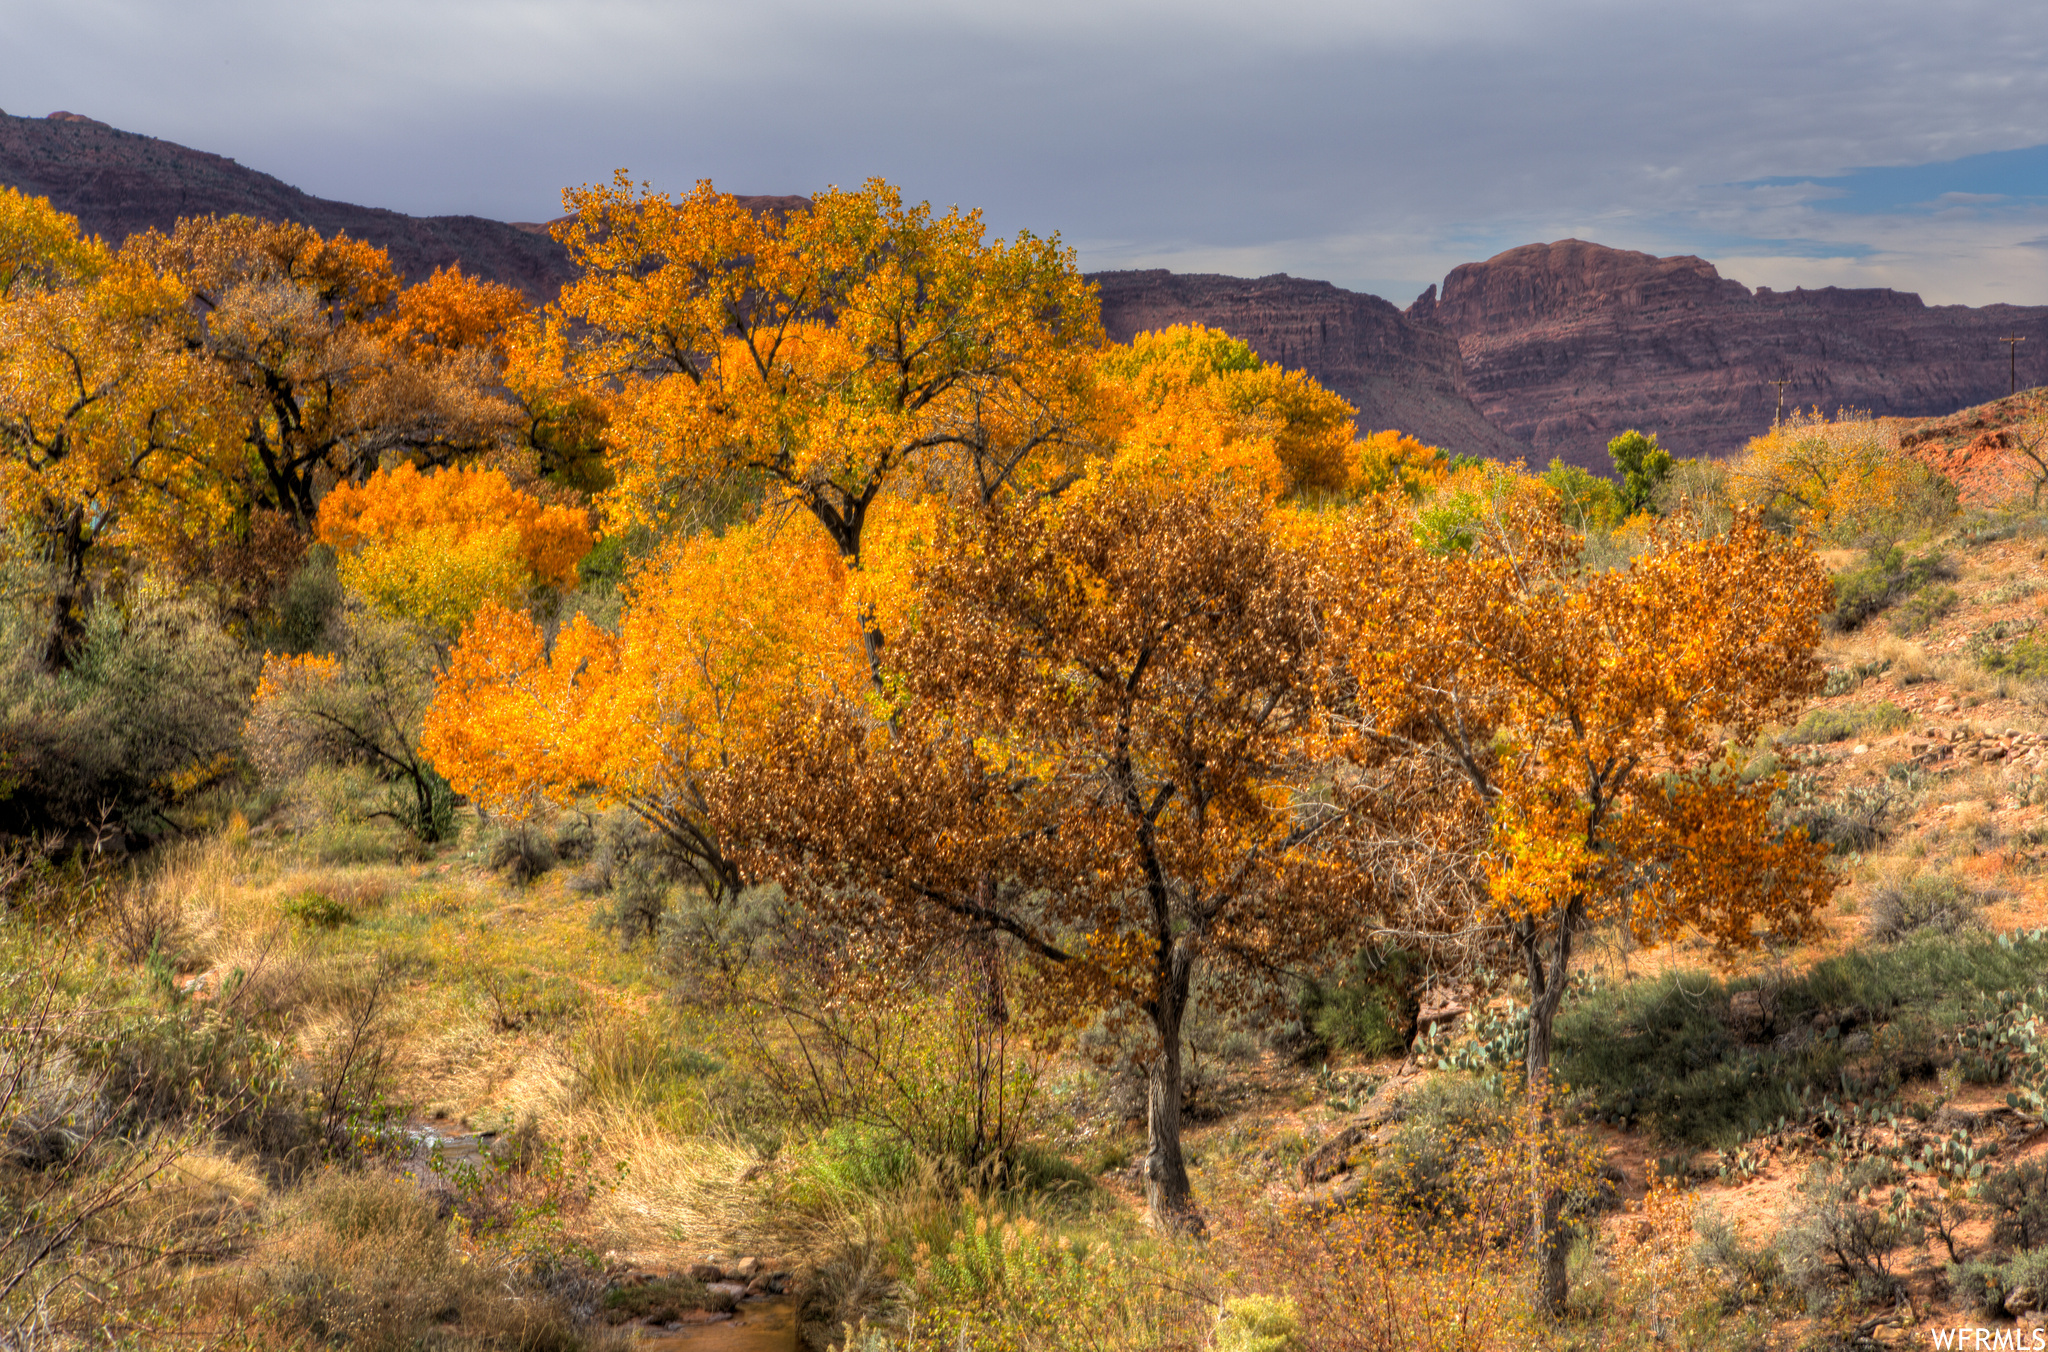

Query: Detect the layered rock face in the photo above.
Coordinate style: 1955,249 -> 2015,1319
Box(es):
1089,269 -> 1524,460
1419,239 -> 2048,467
0,111 -> 581,297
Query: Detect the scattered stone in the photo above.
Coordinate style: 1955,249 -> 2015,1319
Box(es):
686,1262 -> 724,1283
1726,989 -> 1774,1042
730,1256 -> 762,1281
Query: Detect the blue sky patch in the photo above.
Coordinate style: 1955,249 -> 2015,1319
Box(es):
1740,144 -> 2048,216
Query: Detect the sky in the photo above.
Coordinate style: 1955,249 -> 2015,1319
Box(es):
6,0 -> 2048,307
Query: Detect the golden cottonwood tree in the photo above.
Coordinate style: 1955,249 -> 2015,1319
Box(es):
0,187 -> 104,298
1322,487 -> 1837,1309
1732,410 -> 1956,540
314,463 -> 592,635
1095,324 -> 1357,498
715,474 -> 1372,1230
548,175 -> 1102,672
1352,428 -> 1453,500
423,517 -> 864,898
127,217 -> 520,528
0,194 -> 239,666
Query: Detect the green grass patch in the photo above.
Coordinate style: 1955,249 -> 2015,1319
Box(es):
282,890 -> 353,929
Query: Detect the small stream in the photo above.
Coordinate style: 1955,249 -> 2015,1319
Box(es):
631,1299 -> 797,1352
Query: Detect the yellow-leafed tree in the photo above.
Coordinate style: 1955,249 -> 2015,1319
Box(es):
422,516 -> 864,898
0,191 -> 242,667
315,463 -> 592,636
547,174 -> 1102,676
1095,324 -> 1358,498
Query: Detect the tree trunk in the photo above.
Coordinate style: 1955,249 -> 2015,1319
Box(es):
1143,942 -> 1202,1232
1520,898 -> 1584,1316
39,504 -> 90,673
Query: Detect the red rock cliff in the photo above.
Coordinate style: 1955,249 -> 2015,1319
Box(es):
1421,239 -> 2048,465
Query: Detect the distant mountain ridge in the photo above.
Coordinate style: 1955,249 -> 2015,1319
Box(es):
6,111 -> 2045,467
1415,239 -> 2048,463
0,110 -> 580,298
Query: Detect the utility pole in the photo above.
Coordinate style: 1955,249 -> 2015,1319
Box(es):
2002,336 -> 2028,396
1769,378 -> 1793,428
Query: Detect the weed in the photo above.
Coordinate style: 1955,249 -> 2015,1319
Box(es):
1865,872 -> 1984,942
1782,701 -> 1912,745
282,889 -> 353,929
1890,583 -> 1959,636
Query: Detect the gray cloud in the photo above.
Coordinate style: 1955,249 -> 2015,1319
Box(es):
6,0 -> 2048,303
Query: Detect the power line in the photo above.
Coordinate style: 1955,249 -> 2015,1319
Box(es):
2002,335 -> 2028,396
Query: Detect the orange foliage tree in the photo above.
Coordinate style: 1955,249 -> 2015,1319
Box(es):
1352,428 -> 1454,500
127,216 -> 523,528
1732,409 -> 1956,540
1094,325 -> 1358,498
546,175 -> 1103,674
315,463 -> 592,635
1322,486 -> 1837,1309
713,473 -> 1376,1229
423,517 -> 863,897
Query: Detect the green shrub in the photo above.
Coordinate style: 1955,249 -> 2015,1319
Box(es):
283,890 -> 354,930
1982,1159 -> 2048,1251
1373,1077 -> 1516,1219
1560,934 -> 2048,1147
1829,547 -> 1953,632
0,589 -> 253,837
1783,1161 -> 1916,1304
1950,1248 -> 2048,1320
1296,944 -> 1420,1057
1782,702 -> 1912,745
1865,873 -> 1983,942
1982,630 -> 2048,680
1890,584 -> 1959,636
484,819 -> 557,884
1772,774 -> 1900,853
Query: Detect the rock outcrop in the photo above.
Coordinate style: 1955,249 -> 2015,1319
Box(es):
1421,239 -> 2048,467
1089,268 -> 1524,461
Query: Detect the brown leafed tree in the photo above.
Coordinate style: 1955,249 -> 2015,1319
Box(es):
1322,483 -> 1838,1310
716,474 -> 1373,1229
126,217 -> 520,528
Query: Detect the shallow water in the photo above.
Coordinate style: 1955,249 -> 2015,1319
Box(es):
632,1299 -> 798,1352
